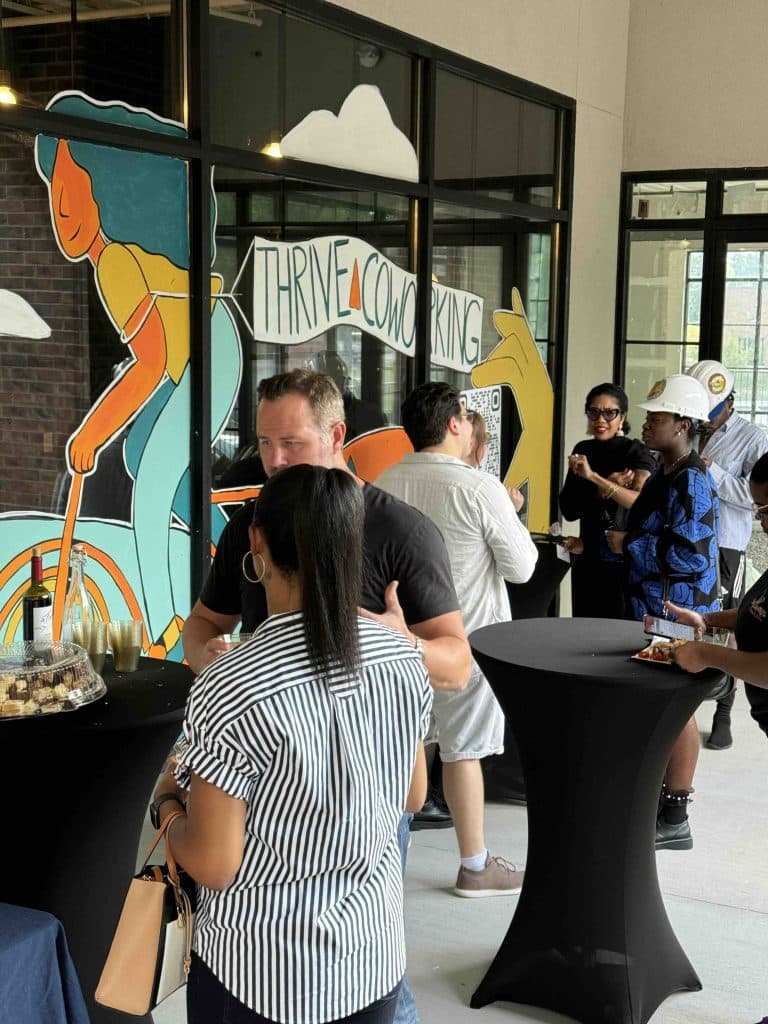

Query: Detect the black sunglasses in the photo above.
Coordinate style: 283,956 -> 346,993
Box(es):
586,406 -> 622,422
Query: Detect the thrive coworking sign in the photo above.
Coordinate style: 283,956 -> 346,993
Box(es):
230,235 -> 484,374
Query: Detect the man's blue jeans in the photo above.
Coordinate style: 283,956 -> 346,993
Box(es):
394,813 -> 419,1024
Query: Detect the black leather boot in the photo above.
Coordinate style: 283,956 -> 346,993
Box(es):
656,788 -> 694,851
707,689 -> 735,750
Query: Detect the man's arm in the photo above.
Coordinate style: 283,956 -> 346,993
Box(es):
412,609 -> 472,692
478,477 -> 538,583
360,583 -> 471,691
707,427 -> 768,507
182,599 -> 240,674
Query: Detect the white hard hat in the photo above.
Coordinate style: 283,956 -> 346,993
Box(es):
638,374 -> 710,422
686,359 -> 735,419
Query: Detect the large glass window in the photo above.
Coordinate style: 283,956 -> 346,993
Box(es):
722,180 -> 768,216
429,211 -> 553,386
210,8 -> 413,160
212,167 -> 413,490
2,5 -> 182,123
619,172 -> 768,433
435,70 -> 556,205
626,232 -> 704,343
722,243 -> 768,429
630,181 -> 707,220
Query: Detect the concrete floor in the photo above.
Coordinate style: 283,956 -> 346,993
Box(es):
154,694 -> 768,1024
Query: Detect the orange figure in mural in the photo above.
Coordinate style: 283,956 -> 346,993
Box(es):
52,139 -> 171,476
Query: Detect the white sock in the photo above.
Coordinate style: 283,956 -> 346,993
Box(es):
461,850 -> 488,872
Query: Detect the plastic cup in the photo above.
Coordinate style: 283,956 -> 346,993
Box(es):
221,632 -> 253,651
71,620 -> 108,674
108,620 -> 143,672
703,627 -> 730,647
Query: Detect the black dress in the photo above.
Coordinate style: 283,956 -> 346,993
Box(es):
559,435 -> 656,618
735,569 -> 768,738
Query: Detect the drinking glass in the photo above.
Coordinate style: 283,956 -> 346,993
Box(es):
108,620 -> 143,672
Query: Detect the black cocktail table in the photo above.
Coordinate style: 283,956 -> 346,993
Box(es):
470,618 -> 725,1024
0,655 -> 193,1024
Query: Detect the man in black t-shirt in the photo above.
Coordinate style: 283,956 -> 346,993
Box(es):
183,370 -> 471,1024
200,484 -> 461,636
184,370 -> 470,688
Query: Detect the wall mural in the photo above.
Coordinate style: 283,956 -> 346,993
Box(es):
0,92 -> 242,658
0,87 -> 554,656
343,287 -> 554,534
231,234 -> 484,375
280,84 -> 419,182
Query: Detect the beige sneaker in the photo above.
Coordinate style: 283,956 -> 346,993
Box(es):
454,854 -> 525,898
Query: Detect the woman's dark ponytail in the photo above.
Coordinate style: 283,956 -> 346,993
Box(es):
252,466 -> 363,679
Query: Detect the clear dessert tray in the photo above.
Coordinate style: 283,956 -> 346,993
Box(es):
0,641 -> 106,720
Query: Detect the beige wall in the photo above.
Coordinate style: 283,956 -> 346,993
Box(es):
332,0 -> 630,466
624,0 -> 768,171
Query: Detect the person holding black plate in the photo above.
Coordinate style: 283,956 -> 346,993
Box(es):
669,451 -> 768,735
559,383 -> 655,617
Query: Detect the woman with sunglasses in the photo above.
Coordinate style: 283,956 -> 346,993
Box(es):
559,383 -> 655,617
669,452 -> 768,734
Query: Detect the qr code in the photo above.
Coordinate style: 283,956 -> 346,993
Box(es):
460,385 -> 503,478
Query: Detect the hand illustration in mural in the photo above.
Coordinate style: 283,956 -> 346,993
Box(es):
470,287 -> 554,532
31,92 -> 242,659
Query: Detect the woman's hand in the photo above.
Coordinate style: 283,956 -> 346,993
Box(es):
663,601 -> 705,635
673,641 -> 712,674
608,469 -> 634,488
568,453 -> 594,481
562,536 -> 584,556
507,486 -> 524,512
605,530 -> 626,554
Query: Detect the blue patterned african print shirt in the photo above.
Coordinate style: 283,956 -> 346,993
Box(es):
624,450 -> 720,621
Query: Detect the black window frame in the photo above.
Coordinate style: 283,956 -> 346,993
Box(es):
615,168 -> 768,389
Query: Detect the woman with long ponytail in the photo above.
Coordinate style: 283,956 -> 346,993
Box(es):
152,464 -> 431,1024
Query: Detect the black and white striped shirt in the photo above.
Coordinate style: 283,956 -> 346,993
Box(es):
176,611 -> 432,1024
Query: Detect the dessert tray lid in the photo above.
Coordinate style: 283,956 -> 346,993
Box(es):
0,641 -> 106,720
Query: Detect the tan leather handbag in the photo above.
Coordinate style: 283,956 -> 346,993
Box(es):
95,810 -> 195,1016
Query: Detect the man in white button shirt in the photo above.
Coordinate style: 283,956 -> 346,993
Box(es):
377,382 -> 538,897
688,359 -> 768,749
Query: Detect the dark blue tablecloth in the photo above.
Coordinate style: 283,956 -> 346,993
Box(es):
0,902 -> 90,1024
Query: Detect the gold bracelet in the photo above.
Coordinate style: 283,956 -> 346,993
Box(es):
603,484 -> 618,501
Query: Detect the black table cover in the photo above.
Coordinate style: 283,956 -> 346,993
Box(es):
485,542 -> 572,801
469,617 -> 725,1024
0,656 -> 193,1024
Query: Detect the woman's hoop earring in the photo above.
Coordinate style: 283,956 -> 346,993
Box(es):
242,551 -> 266,584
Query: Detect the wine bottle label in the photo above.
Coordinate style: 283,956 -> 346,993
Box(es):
33,606 -> 53,643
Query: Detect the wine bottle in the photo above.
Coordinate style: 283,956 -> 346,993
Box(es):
61,543 -> 92,643
22,546 -> 53,643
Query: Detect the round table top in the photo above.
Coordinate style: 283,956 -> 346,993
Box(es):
470,618 -> 725,691
0,655 -> 193,736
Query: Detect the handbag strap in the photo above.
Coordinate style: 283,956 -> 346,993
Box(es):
139,810 -> 194,975
139,808 -> 185,880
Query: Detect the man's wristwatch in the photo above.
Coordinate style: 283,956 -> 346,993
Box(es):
150,792 -> 185,829
412,635 -> 425,662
